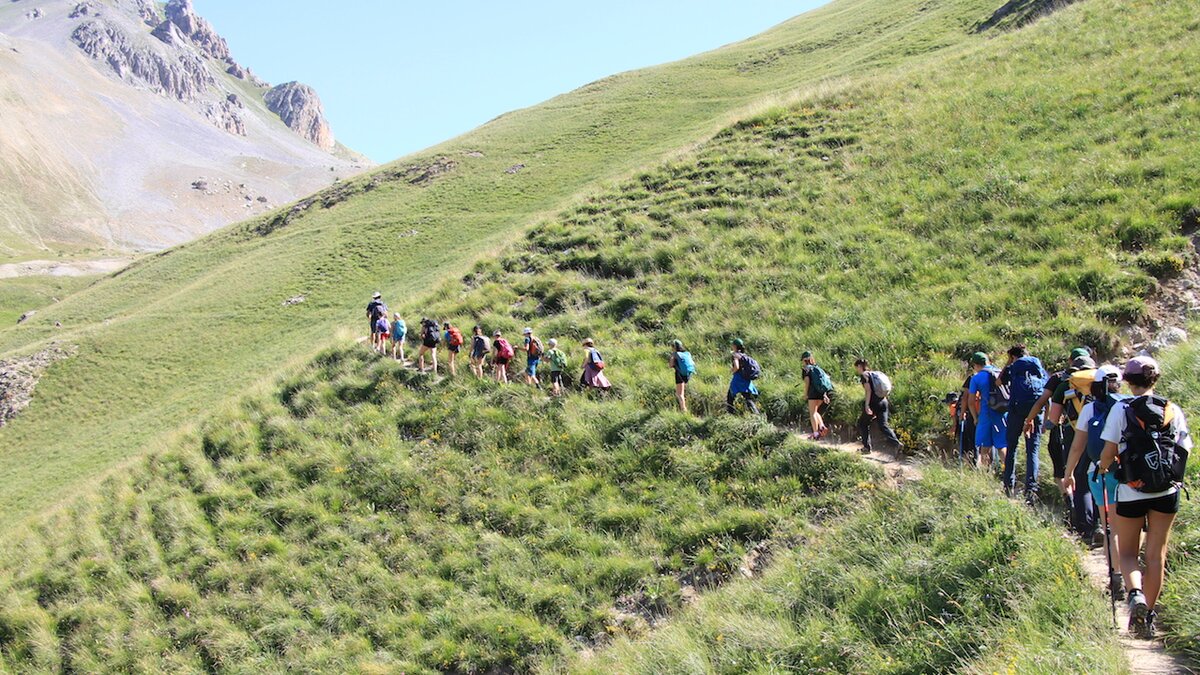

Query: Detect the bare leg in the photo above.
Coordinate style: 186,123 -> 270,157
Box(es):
1113,513 -> 1146,595
808,400 -> 823,436
1143,510 -> 1176,609
676,382 -> 687,412
979,446 -> 993,470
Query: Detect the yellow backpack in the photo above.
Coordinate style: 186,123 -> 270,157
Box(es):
1061,369 -> 1097,419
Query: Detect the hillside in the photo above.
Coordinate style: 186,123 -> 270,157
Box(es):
0,0 -> 367,262
1,0 -> 1199,670
0,0 -> 1016,529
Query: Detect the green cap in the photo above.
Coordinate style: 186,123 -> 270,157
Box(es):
801,351 -> 813,360
732,338 -> 745,348
672,339 -> 684,350
970,352 -> 989,366
1070,347 -> 1090,360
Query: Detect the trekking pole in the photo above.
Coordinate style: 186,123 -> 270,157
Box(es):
1094,466 -> 1117,628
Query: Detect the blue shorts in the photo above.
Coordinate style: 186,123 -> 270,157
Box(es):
526,358 -> 540,377
1088,464 -> 1119,508
974,414 -> 1008,449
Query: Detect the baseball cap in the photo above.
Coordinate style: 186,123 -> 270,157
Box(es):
1123,356 -> 1159,378
970,352 -> 988,366
548,339 -> 558,348
493,330 -> 502,337
732,338 -> 745,348
1094,364 -> 1122,383
801,350 -> 813,360
1070,347 -> 1090,360
523,327 -> 533,335
1071,355 -> 1096,369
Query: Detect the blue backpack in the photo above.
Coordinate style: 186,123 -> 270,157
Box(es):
675,351 -> 696,377
809,364 -> 834,395
1006,356 -> 1048,403
1086,393 -> 1130,462
738,353 -> 762,380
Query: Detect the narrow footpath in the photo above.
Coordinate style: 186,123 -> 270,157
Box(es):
819,439 -> 1191,675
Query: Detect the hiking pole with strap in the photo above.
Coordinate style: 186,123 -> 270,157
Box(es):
1094,465 -> 1118,628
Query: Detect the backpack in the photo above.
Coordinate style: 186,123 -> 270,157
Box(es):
367,300 -> 384,321
528,337 -> 544,358
1006,356 -> 1048,403
868,371 -> 893,399
1060,369 -> 1097,422
548,349 -> 568,372
423,322 -> 439,343
496,338 -> 514,360
1086,393 -> 1130,462
809,364 -> 833,395
987,369 -> 1010,414
1119,395 -> 1189,493
392,320 -> 406,337
675,351 -> 696,377
447,327 -> 464,347
738,353 -> 762,380
589,349 -> 606,370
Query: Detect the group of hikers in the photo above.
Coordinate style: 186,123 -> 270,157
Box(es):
368,292 -> 1190,640
949,344 -> 1191,639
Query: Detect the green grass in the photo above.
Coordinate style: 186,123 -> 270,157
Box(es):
0,0 -> 1029,529
0,274 -> 98,327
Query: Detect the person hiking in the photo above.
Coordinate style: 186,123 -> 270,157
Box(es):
442,322 -> 464,376
1062,364 -> 1128,602
391,314 -> 407,362
545,338 -> 568,397
967,352 -> 1006,472
1023,347 -> 1093,467
1047,354 -> 1100,543
958,361 -> 979,465
523,327 -> 544,387
469,325 -> 489,378
373,314 -> 391,355
492,330 -> 513,384
855,359 -> 903,456
417,318 -> 440,374
366,292 -> 385,347
580,338 -> 611,392
1097,356 -> 1192,639
999,344 -> 1047,502
669,340 -> 696,413
727,339 -> 760,415
801,351 -> 834,439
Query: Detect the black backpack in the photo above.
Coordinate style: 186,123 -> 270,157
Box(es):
987,370 -> 1010,414
738,354 -> 762,380
423,321 -> 439,343
1119,395 -> 1189,493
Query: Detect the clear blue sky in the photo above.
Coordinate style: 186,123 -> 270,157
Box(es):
195,1 -> 824,163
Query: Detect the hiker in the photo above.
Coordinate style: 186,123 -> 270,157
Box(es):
801,351 -> 833,439
1062,364 -> 1127,602
417,318 -> 440,374
580,338 -> 612,392
366,292 -> 385,348
523,327 -> 544,386
999,344 -> 1047,501
1048,353 -> 1101,542
1026,348 -> 1094,534
374,314 -> 391,355
546,339 -> 568,396
391,314 -> 407,361
443,322 -> 464,376
958,362 -> 979,465
469,325 -> 489,378
967,352 -> 1006,471
669,340 -> 696,413
727,339 -> 760,415
1097,356 -> 1192,639
855,359 -> 902,456
492,330 -> 514,384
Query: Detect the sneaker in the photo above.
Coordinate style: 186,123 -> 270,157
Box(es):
1110,573 -> 1125,602
1128,590 -> 1149,636
1090,532 -> 1106,550
818,426 -> 831,439
1142,610 -> 1158,639
860,447 -> 871,455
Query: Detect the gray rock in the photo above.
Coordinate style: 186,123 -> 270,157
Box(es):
1148,326 -> 1188,354
282,295 -> 306,307
72,19 -> 214,102
164,0 -> 230,61
16,310 -> 35,324
265,82 -> 335,149
505,163 -> 525,174
0,345 -> 77,427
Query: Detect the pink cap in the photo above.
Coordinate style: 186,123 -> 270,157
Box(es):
1123,356 -> 1159,378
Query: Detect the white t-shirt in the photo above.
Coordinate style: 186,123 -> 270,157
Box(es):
1100,399 -> 1191,502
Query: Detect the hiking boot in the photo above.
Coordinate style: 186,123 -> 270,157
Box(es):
1128,590 -> 1149,636
1110,573 -> 1125,602
1142,610 -> 1158,640
1090,532 -> 1106,550
859,446 -> 871,455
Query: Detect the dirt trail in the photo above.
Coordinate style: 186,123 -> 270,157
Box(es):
816,437 -> 1190,674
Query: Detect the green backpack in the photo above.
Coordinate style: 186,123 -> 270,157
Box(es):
810,365 -> 834,395
548,349 -> 568,372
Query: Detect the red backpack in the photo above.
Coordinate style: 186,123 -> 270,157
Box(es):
496,338 -> 514,360
447,327 -> 464,347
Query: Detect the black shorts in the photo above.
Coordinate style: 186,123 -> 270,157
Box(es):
422,338 -> 438,349
1117,492 -> 1180,518
447,344 -> 461,353
495,357 -> 510,366
675,372 -> 690,385
551,371 -> 564,385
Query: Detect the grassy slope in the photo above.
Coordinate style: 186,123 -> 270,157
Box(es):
0,0 -> 1194,669
0,0 -> 1003,530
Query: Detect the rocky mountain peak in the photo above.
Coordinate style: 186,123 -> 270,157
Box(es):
72,18 -> 214,102
163,0 -> 229,61
265,82 -> 335,150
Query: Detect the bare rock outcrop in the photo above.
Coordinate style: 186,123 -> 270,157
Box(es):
202,98 -> 245,136
0,344 -> 77,428
265,82 -> 335,150
72,18 -> 214,102
163,0 -> 229,61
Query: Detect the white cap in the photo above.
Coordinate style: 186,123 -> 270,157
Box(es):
1094,364 -> 1122,383
548,338 -> 558,348
523,327 -> 533,335
372,291 -> 382,299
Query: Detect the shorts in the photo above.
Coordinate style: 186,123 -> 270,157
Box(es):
1087,463 -> 1119,508
380,332 -> 390,340
974,415 -> 1008,449
495,356 -> 510,366
1116,492 -> 1180,518
472,349 -> 487,360
423,338 -> 438,349
369,321 -> 379,334
550,371 -> 564,385
447,344 -> 461,353
392,334 -> 405,344
526,358 -> 540,377
675,371 -> 690,385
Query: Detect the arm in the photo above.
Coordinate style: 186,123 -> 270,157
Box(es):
1061,427 -> 1088,492
1046,401 -> 1065,426
1023,388 -> 1054,434
1099,441 -> 1119,474
969,389 -> 981,423
730,353 -> 739,375
862,377 -> 873,416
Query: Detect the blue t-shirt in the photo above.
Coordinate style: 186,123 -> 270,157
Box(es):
969,368 -> 1003,422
